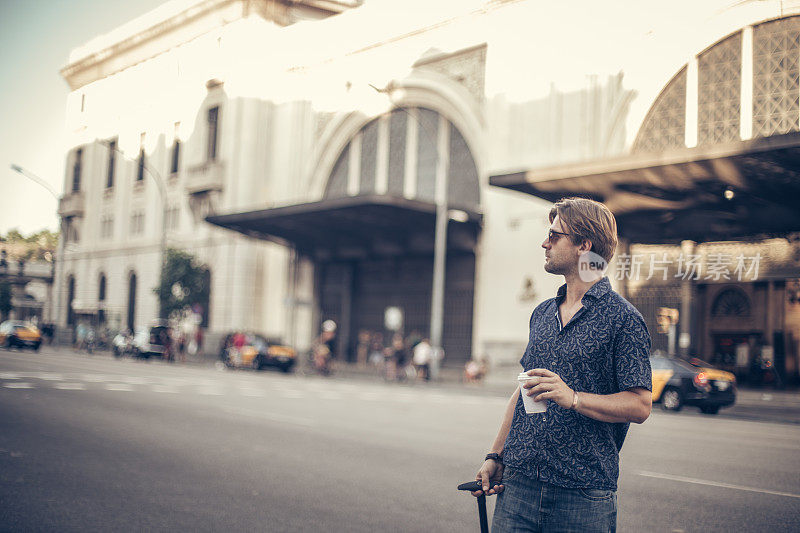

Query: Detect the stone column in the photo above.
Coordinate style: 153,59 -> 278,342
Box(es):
680,240 -> 695,357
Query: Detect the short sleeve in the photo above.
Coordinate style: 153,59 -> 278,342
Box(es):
613,311 -> 652,392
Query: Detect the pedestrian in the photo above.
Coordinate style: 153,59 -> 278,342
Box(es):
356,329 -> 371,367
412,337 -> 432,381
473,197 -> 652,533
369,332 -> 385,376
385,333 -> 407,381
463,358 -> 484,384
232,330 -> 246,366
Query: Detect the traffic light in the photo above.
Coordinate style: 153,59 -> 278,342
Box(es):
656,307 -> 679,334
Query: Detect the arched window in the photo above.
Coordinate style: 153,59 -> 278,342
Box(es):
98,273 -> 106,301
127,272 -> 137,332
98,273 -> 107,325
66,276 -> 75,326
711,287 -> 751,317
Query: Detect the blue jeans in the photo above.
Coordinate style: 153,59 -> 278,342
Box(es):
492,467 -> 617,533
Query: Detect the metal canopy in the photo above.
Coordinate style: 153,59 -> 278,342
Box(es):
490,132 -> 800,244
205,194 -> 482,259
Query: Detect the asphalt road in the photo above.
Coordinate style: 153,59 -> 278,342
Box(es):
2,347 -> 799,532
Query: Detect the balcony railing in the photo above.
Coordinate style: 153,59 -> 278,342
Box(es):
185,160 -> 225,195
58,192 -> 85,217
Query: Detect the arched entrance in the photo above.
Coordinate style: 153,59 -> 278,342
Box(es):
318,106 -> 481,364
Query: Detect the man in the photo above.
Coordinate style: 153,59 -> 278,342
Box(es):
473,197 -> 652,532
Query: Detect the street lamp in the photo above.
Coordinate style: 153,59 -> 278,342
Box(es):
9,164 -> 62,330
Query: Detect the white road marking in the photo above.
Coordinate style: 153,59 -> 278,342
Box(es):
240,388 -> 266,397
123,377 -> 150,385
0,373 -> 20,379
152,385 -> 179,394
104,383 -> 134,391
55,383 -> 87,390
82,374 -> 110,382
198,388 -> 224,396
37,373 -> 64,381
319,391 -> 342,400
4,382 -> 33,389
280,390 -> 305,399
638,471 -> 800,500
221,406 -> 315,427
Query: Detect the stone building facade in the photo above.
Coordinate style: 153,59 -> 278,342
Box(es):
54,0 -> 800,379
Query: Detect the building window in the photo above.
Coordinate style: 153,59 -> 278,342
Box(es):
137,133 -> 146,182
711,287 -> 751,317
130,211 -> 144,236
100,215 -> 114,239
67,276 -> 76,326
165,205 -> 180,232
207,106 -> 219,161
106,139 -> 116,189
72,148 -> 82,192
127,272 -> 137,332
171,122 -> 181,174
64,217 -> 79,243
98,273 -> 106,301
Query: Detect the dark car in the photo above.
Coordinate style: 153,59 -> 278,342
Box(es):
131,321 -> 171,359
219,332 -> 296,372
650,355 -> 736,414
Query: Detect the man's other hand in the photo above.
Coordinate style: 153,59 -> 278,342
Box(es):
472,459 -> 505,496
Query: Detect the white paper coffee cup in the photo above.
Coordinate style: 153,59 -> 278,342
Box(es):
518,373 -> 546,413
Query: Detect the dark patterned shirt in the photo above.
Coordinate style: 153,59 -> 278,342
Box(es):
502,277 -> 651,491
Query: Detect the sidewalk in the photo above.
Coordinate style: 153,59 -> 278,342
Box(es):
332,361 -> 800,409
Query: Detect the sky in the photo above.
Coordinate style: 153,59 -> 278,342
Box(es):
0,0 -> 164,236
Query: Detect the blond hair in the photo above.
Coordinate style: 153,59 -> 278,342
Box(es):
549,197 -> 618,262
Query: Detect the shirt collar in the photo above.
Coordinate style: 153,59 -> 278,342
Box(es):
554,276 -> 611,306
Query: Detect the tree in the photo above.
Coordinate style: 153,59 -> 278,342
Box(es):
0,282 -> 12,322
0,228 -> 58,262
154,248 -> 210,320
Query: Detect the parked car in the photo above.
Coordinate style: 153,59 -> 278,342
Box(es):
0,320 -> 42,351
650,355 -> 736,414
219,332 -> 297,372
130,321 -> 171,359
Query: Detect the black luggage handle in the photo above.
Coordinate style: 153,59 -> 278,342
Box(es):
457,480 -> 489,533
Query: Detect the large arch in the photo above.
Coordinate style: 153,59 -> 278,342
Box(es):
634,14 -> 800,153
309,70 -> 486,199
310,75 -> 485,365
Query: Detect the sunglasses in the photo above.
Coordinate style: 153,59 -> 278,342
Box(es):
547,229 -> 573,243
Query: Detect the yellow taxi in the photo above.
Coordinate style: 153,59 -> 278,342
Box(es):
650,355 -> 736,415
0,320 -> 43,351
219,332 -> 297,372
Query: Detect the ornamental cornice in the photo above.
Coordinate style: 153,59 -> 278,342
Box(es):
60,0 -> 361,90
